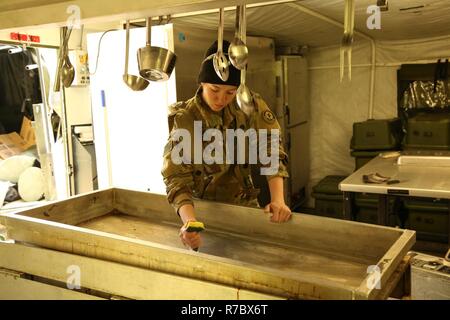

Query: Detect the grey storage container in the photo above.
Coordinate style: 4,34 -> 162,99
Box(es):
403,113 -> 450,150
351,118 -> 403,151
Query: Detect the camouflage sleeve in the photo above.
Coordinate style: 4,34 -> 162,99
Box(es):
161,109 -> 196,214
253,94 -> 289,181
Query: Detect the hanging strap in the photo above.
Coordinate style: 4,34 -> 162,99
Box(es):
442,59 -> 449,99
433,58 -> 449,94
433,59 -> 441,93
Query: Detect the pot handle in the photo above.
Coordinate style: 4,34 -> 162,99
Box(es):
240,5 -> 247,44
146,17 -> 152,46
124,20 -> 130,75
218,8 -> 224,53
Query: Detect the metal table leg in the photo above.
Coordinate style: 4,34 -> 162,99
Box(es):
343,192 -> 355,220
448,200 -> 450,247
377,194 -> 388,226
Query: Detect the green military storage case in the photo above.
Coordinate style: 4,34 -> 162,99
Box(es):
354,194 -> 399,226
312,193 -> 344,219
350,118 -> 403,151
404,199 -> 449,243
312,175 -> 347,194
350,150 -> 381,171
312,175 -> 347,219
403,113 -> 450,150
354,194 -> 378,224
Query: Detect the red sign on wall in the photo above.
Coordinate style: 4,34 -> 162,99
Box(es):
10,32 -> 40,43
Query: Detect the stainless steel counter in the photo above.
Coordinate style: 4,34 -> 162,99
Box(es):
0,188 -> 415,300
339,154 -> 450,248
340,155 -> 450,199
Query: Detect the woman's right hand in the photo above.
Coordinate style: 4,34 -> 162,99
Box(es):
179,221 -> 202,250
178,204 -> 202,250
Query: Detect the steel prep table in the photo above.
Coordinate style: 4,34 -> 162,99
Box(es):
0,188 -> 415,300
339,154 -> 450,250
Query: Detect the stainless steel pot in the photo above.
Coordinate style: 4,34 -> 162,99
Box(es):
138,17 -> 177,82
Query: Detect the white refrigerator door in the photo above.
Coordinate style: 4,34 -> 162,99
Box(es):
87,24 -> 177,193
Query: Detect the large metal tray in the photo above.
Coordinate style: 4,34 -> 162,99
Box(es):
0,188 -> 415,299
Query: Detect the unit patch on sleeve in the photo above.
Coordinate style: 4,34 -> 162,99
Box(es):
262,110 -> 276,124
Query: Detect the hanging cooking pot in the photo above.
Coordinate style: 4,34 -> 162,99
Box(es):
138,17 -> 177,82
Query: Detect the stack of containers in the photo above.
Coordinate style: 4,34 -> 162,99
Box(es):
350,118 -> 403,170
402,112 -> 450,243
311,175 -> 348,219
403,113 -> 450,151
350,118 -> 403,225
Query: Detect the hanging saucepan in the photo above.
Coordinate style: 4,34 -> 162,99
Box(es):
138,17 -> 177,82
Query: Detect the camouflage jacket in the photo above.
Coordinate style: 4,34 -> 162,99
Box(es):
161,87 -> 289,214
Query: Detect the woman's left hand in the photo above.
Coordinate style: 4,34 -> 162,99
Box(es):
264,201 -> 292,223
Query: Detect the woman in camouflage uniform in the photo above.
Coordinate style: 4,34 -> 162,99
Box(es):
162,41 -> 291,250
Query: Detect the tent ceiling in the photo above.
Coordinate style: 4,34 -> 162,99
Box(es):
172,0 -> 450,48
0,0 -> 67,12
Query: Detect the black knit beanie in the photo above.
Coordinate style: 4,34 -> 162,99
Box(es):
197,40 -> 241,87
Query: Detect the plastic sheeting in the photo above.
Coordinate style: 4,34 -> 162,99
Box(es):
0,48 -> 42,133
402,80 -> 450,110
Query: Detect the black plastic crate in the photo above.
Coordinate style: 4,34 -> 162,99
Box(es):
351,118 -> 403,151
403,113 -> 450,150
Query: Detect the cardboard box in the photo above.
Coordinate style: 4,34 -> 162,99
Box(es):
0,132 -> 28,159
19,116 -> 36,150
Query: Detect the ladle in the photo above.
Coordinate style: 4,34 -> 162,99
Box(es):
61,26 -> 75,88
123,20 -> 149,91
53,27 -> 67,92
340,0 -> 355,82
213,8 -> 229,82
236,6 -> 254,116
228,5 -> 248,70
